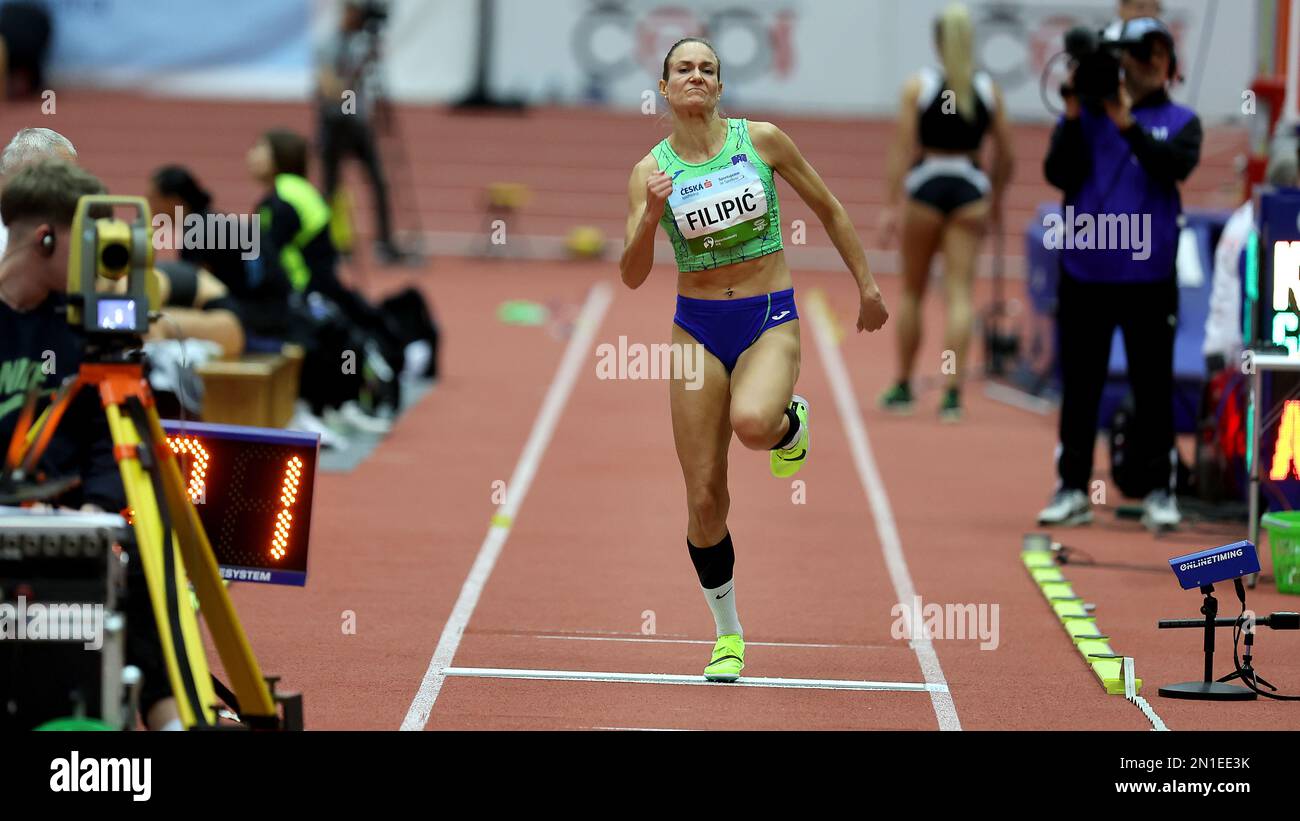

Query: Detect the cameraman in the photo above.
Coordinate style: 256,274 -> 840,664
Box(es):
1037,17 -> 1201,530
316,0 -> 402,263
0,159 -> 180,729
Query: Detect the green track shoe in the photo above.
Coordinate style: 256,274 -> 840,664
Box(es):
704,634 -> 746,682
878,381 -> 915,414
770,394 -> 809,478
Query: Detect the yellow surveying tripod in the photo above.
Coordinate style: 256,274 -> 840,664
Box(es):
2,196 -> 296,729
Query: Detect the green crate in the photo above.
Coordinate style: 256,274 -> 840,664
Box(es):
1260,511 -> 1300,595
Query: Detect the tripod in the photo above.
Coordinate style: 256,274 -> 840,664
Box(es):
981,229 -> 1020,378
348,21 -> 424,261
1218,615 -> 1277,692
1156,583 -> 1256,700
5,343 -> 287,729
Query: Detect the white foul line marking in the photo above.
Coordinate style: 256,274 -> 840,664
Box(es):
806,291 -> 963,731
399,282 -> 615,730
589,726 -> 692,732
530,634 -> 880,649
1123,656 -> 1169,731
444,666 -> 945,693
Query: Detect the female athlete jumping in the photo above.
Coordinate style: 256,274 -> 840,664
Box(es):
620,37 -> 888,681
878,2 -> 1014,421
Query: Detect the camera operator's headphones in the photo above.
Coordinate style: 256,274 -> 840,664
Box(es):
1115,17 -> 1179,82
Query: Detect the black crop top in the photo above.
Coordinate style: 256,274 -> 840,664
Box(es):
915,67 -> 994,153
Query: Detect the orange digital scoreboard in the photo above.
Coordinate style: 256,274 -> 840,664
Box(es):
161,420 -> 318,586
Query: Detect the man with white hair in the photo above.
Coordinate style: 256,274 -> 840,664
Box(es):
0,126 -> 245,355
0,127 -> 77,256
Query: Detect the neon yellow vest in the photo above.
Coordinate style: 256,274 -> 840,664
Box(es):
260,174 -> 332,292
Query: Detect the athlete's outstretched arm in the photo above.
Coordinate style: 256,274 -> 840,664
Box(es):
620,155 -> 671,289
751,121 -> 888,333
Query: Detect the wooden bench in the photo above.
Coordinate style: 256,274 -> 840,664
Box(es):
197,344 -> 304,429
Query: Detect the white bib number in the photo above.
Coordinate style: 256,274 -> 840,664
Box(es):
668,163 -> 769,254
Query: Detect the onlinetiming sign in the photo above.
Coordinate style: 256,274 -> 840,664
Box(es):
1169,541 -> 1261,589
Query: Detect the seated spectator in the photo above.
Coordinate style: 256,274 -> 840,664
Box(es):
247,129 -> 403,436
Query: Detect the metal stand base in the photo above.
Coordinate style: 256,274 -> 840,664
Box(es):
1158,681 -> 1256,700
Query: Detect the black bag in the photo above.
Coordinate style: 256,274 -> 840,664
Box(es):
285,294 -> 363,414
1110,392 -> 1192,499
378,287 -> 439,380
1109,397 -> 1144,499
283,292 -> 405,416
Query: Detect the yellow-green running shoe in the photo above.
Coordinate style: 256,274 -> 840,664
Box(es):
704,634 -> 745,682
770,394 -> 809,478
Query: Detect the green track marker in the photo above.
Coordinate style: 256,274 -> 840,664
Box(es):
497,300 -> 550,326
1040,582 -> 1076,599
1023,547 -> 1143,696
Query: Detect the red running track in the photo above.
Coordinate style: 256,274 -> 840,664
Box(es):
211,258 -> 1299,731
3,93 -> 1294,730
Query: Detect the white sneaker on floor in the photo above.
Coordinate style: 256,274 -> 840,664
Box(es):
1142,490 -> 1181,531
288,403 -> 350,451
328,400 -> 393,435
1036,489 -> 1093,527
402,340 -> 433,381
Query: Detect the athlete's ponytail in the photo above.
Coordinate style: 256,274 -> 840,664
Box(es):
935,3 -> 975,122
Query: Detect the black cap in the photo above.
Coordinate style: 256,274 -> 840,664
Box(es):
1118,17 -> 1178,78
1118,17 -> 1174,48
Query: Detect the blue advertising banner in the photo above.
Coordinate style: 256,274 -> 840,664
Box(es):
25,0 -> 313,96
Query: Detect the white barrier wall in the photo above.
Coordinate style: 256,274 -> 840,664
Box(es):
38,0 -> 1256,123
483,0 -> 1256,121
44,0 -> 315,97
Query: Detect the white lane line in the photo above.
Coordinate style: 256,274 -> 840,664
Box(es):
983,381 -> 1056,415
445,666 -> 945,693
530,634 -> 880,649
588,726 -> 692,732
806,291 -> 963,731
400,282 -> 615,730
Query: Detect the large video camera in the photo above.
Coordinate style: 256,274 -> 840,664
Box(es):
1054,17 -> 1179,112
64,195 -> 158,347
1062,26 -> 1123,109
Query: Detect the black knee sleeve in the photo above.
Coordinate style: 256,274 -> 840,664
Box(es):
687,532 -> 735,589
